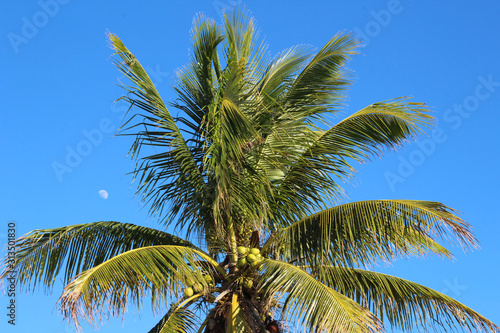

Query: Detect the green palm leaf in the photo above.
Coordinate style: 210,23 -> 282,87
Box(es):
258,45 -> 312,103
326,97 -> 433,160
270,98 -> 434,225
172,13 -> 224,129
59,245 -> 224,327
315,265 -> 500,332
264,200 -> 477,267
283,32 -> 359,119
0,221 -> 195,289
148,294 -> 202,333
108,33 -> 208,233
259,259 -> 382,332
223,10 -> 267,85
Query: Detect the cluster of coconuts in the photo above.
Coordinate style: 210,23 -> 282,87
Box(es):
237,246 -> 264,290
183,274 -> 214,297
236,246 -> 264,270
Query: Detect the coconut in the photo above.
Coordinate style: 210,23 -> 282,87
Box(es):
193,283 -> 203,293
237,246 -> 249,256
236,257 -> 247,268
247,253 -> 257,263
184,287 -> 194,297
249,248 -> 260,256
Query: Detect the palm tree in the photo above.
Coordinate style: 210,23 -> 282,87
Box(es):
2,10 -> 498,333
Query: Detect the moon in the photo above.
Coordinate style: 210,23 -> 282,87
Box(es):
98,190 -> 108,199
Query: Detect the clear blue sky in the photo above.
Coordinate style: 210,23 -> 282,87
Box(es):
1,1 -> 499,332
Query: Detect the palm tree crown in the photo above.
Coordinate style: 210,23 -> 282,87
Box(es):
2,10 -> 499,333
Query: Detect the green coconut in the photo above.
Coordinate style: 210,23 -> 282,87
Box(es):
249,248 -> 260,256
247,253 -> 257,263
184,287 -> 194,297
193,283 -> 203,293
236,257 -> 247,268
237,246 -> 249,256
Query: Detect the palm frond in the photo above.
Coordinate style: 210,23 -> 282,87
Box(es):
315,266 -> 500,332
200,43 -> 272,235
148,294 -> 201,333
264,200 -> 477,267
249,36 -> 363,221
0,221 -> 196,290
172,13 -> 224,130
108,33 -> 208,233
259,259 -> 382,332
59,245 -> 225,327
282,32 -> 359,119
203,95 -> 269,231
270,98 -> 434,226
258,45 -> 313,104
223,10 -> 267,84
324,97 -> 434,161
